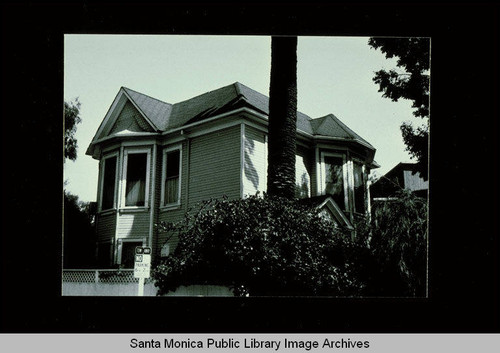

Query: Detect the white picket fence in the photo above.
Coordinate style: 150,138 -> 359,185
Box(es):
62,269 -> 233,296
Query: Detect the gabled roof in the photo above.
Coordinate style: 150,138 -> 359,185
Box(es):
167,83 -> 245,129
236,82 -> 314,134
310,113 -> 373,148
164,82 -> 370,142
298,195 -> 354,230
88,82 -> 375,155
122,87 -> 172,131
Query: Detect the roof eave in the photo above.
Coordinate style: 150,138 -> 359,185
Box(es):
86,131 -> 160,159
313,135 -> 375,151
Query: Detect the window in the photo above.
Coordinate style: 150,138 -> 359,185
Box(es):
161,146 -> 182,207
117,239 -> 145,268
120,241 -> 144,268
100,154 -> 117,211
323,154 -> 346,210
353,162 -> 366,214
122,150 -> 150,207
97,242 -> 112,267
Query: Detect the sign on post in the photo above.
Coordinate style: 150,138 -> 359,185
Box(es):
134,246 -> 151,278
134,246 -> 151,297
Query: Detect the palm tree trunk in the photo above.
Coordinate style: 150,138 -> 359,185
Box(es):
267,36 -> 298,199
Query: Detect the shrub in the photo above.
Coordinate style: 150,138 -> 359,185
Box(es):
153,194 -> 364,296
356,189 -> 428,296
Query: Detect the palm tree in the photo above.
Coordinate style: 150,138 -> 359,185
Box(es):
267,36 -> 298,199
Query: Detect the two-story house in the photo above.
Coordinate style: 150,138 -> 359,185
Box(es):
86,82 -> 378,268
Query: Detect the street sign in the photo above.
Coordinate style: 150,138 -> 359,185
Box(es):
134,246 -> 151,279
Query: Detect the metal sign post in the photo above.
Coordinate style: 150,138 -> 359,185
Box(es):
134,246 -> 151,296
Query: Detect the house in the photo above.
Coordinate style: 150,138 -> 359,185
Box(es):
370,162 -> 428,201
86,82 -> 378,268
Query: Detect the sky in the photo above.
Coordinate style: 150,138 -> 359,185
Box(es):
64,35 -> 423,203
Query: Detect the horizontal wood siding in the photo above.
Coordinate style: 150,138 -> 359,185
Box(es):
188,125 -> 241,206
243,126 -> 313,199
109,101 -> 153,135
151,144 -> 162,257
116,145 -> 154,241
243,125 -> 267,197
116,212 -> 150,239
403,170 -> 429,191
156,140 -> 188,257
96,213 -> 116,243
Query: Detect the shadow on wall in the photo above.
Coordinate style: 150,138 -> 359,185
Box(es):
244,136 -> 259,190
295,172 -> 310,198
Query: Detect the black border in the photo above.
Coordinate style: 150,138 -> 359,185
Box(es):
1,2 -> 499,333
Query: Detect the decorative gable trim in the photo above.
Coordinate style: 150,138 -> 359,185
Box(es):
90,89 -> 129,148
318,197 -> 354,230
87,88 -> 159,157
121,89 -> 159,132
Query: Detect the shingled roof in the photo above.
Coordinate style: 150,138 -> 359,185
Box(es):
122,87 -> 172,131
117,82 -> 373,149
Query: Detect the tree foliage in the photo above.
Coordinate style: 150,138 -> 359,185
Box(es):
369,37 -> 430,179
152,190 -> 427,297
64,98 -> 82,161
63,192 -> 97,268
356,189 -> 428,296
153,194 -> 364,297
267,36 -> 298,199
63,99 -> 95,268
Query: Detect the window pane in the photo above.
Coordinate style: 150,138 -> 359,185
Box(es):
354,162 -> 365,213
97,242 -> 111,267
324,156 -> 345,209
166,150 -> 180,177
164,150 -> 180,205
125,153 -> 147,207
121,241 -> 143,268
102,156 -> 116,210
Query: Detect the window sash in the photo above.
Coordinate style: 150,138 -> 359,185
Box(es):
353,162 -> 365,214
162,146 -> 182,207
101,156 -> 117,210
323,155 -> 346,210
125,153 -> 148,207
121,149 -> 151,209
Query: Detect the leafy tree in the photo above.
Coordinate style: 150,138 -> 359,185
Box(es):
64,98 -> 82,161
267,36 -> 298,199
152,191 -> 427,297
368,38 -> 430,179
153,195 -> 364,296
63,192 -> 97,268
63,98 -> 96,268
356,189 -> 428,296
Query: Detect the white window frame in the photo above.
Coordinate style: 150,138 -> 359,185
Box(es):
160,144 -> 182,209
115,237 -> 147,265
98,151 -> 119,212
120,148 -> 151,209
320,151 -> 349,210
352,158 -> 367,215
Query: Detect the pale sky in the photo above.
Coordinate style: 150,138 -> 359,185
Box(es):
64,35 -> 423,203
